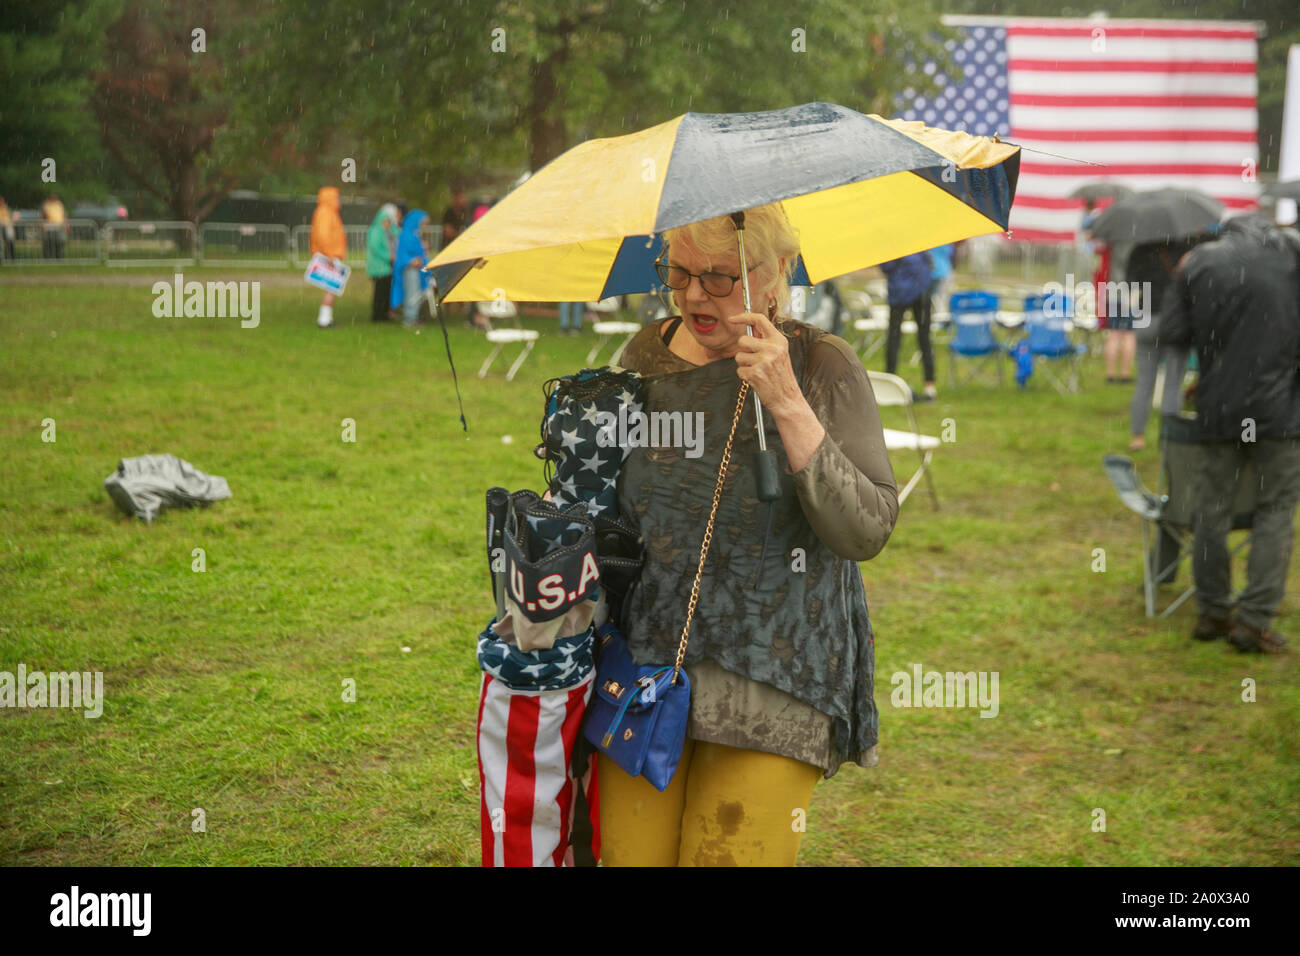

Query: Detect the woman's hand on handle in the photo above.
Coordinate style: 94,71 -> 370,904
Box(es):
724,309 -> 825,473
725,309 -> 803,417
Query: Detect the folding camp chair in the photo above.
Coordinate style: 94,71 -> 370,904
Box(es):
1103,414 -> 1255,618
1022,293 -> 1088,394
1070,294 -> 1103,362
946,290 -> 1004,387
867,370 -> 940,509
478,298 -> 539,381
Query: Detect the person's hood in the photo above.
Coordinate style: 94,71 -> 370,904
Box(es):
317,187 -> 340,211
395,209 -> 429,265
1190,215 -> 1300,274
401,209 -> 428,235
370,203 -> 399,229
1219,213 -> 1269,241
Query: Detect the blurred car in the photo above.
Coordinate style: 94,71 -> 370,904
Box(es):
70,199 -> 129,224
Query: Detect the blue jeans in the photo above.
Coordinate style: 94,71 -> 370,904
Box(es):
402,266 -> 422,325
1130,342 -> 1189,435
558,302 -> 583,331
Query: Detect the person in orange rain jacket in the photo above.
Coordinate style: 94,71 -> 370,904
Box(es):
310,187 -> 347,328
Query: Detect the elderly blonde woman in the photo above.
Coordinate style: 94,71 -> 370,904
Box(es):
604,202 -> 899,866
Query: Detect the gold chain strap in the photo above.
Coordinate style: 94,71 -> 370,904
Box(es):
671,381 -> 750,684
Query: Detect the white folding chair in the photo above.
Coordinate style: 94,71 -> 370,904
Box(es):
586,320 -> 641,365
582,297 -> 638,365
867,370 -> 940,509
477,299 -> 539,381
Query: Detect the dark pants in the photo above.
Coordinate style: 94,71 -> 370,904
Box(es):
42,230 -> 65,259
1193,437 -> 1300,629
885,297 -> 935,383
371,276 -> 392,321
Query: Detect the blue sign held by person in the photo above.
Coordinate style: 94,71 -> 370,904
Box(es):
304,253 -> 350,296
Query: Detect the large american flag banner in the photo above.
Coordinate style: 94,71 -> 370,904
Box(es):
898,15 -> 1263,242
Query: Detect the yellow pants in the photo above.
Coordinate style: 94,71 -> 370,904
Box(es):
598,739 -> 822,866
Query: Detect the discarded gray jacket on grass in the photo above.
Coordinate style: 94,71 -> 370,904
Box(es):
104,454 -> 232,523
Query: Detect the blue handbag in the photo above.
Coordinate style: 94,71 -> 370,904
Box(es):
584,622 -> 691,792
582,382 -> 753,792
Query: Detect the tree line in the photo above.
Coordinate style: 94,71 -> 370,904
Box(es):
2,0 -> 1293,221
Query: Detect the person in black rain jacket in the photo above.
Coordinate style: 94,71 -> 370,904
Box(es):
1159,216 -> 1300,653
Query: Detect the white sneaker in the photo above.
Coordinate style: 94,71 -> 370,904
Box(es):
923,384 -> 938,400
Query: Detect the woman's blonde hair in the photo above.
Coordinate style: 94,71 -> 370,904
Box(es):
663,202 -> 801,318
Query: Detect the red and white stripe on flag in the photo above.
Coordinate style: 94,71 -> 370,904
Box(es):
1003,17 -> 1261,241
477,672 -> 598,867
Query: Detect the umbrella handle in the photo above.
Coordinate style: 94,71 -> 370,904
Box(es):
731,212 -> 782,503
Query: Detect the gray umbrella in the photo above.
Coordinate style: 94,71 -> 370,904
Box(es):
1087,187 -> 1223,243
1262,180 -> 1300,201
1069,182 -> 1134,202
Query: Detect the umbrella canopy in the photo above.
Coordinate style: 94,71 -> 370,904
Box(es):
1087,187 -> 1223,244
429,102 -> 1020,303
1069,182 -> 1134,202
1263,180 -> 1300,201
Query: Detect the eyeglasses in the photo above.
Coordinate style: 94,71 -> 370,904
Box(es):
654,252 -> 752,298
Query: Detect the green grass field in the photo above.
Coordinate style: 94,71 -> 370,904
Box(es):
1,270 -> 1296,866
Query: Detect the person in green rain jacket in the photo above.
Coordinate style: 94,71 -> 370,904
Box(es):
366,204 -> 401,322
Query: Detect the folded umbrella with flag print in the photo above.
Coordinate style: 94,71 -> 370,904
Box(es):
475,370 -> 647,867
476,489 -> 603,868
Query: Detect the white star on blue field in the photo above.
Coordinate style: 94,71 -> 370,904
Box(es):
896,25 -> 1009,136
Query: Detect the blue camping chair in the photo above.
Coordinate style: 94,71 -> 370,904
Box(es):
946,291 -> 1004,387
1022,293 -> 1087,394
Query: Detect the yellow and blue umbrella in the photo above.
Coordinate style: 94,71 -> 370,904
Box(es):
429,101 -> 1020,303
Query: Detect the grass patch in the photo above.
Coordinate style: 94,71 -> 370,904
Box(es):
1,275 -> 1296,865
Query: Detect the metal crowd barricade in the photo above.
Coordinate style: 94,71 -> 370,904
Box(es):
342,225 -> 368,268
103,221 -> 197,267
0,218 -> 101,265
199,222 -> 291,267
290,225 -> 311,267
1,216 -> 449,269
291,224 -> 381,269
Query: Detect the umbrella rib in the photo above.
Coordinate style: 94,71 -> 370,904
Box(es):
1000,141 -> 1106,166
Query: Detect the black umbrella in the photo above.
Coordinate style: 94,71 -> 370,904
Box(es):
1087,187 -> 1223,243
1069,182 -> 1134,202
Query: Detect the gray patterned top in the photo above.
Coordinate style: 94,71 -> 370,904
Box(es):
616,316 -> 899,775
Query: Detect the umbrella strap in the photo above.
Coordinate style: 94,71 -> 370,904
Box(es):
671,380 -> 750,684
433,290 -> 469,433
